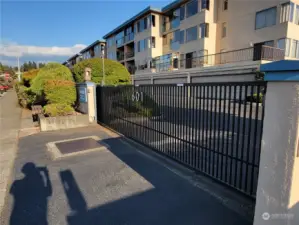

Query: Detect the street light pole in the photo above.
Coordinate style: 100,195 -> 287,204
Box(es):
101,45 -> 105,86
17,56 -> 21,82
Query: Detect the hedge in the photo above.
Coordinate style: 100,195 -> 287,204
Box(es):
73,58 -> 131,85
15,84 -> 36,109
44,104 -> 74,117
44,80 -> 76,105
31,63 -> 74,95
22,69 -> 39,87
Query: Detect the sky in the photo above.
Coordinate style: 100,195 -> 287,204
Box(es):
0,0 -> 173,66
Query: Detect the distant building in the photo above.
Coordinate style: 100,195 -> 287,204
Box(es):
63,40 -> 106,69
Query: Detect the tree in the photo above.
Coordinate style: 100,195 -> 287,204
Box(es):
73,58 -> 131,85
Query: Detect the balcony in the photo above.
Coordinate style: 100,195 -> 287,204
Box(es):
125,51 -> 134,59
153,46 -> 285,71
162,19 -> 180,33
117,52 -> 124,61
125,33 -> 134,43
116,37 -> 125,48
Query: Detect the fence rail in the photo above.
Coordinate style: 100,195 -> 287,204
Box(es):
97,81 -> 267,197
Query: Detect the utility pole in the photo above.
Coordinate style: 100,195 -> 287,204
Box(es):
101,45 -> 105,86
17,56 -> 21,82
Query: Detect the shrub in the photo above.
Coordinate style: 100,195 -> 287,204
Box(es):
246,93 -> 263,103
73,58 -> 131,85
31,63 -> 74,95
44,80 -> 76,105
43,104 -> 74,117
16,85 -> 36,109
22,69 -> 39,87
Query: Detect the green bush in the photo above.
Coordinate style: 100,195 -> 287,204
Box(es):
44,80 -> 76,105
43,104 -> 74,117
22,69 -> 39,87
15,85 -> 36,109
31,63 -> 74,95
73,58 -> 131,85
246,93 -> 264,103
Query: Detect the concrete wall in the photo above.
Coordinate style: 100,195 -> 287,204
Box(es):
40,115 -> 90,132
133,61 -> 260,85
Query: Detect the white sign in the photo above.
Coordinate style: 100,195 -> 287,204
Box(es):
131,91 -> 144,102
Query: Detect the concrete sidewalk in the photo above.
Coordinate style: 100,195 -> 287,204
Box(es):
1,122 -> 254,225
0,91 -> 22,217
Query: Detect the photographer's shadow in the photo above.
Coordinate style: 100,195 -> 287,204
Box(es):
9,162 -> 52,225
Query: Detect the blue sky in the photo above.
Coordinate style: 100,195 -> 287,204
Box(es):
1,0 -> 172,66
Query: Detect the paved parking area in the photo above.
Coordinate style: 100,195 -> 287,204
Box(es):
1,123 -> 253,225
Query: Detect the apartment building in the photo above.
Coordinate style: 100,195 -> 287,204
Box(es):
63,40 -> 106,68
103,0 -> 299,74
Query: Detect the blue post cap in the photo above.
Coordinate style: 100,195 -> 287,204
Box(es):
261,60 -> 299,81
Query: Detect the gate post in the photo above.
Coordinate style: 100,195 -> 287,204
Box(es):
254,61 -> 299,225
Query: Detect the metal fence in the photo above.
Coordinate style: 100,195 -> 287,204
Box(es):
96,81 -> 267,197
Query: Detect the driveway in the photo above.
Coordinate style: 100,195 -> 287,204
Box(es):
0,124 -> 254,225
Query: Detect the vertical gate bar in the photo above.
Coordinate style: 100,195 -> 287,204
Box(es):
188,85 -> 191,166
154,85 -> 158,150
147,86 -> 151,146
158,85 -> 165,153
244,84 -> 254,194
230,85 -> 237,186
190,86 -> 194,168
234,85 -> 243,188
199,85 -> 204,171
174,85 -> 178,159
225,85 -> 232,183
221,85 -> 227,182
206,85 -> 210,174
157,85 -> 160,152
195,86 -> 199,169
198,85 -> 204,172
250,84 -> 261,195
209,85 -> 214,175
186,85 -> 189,164
167,85 -> 171,156
203,85 -> 207,173
216,85 -> 222,179
239,84 -> 248,191
213,85 -> 218,177
180,85 -> 184,162
172,85 -> 176,158
182,85 -> 185,163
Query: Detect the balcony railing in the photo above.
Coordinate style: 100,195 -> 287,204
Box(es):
117,52 -> 124,61
125,51 -> 134,59
150,46 -> 285,72
125,33 -> 134,43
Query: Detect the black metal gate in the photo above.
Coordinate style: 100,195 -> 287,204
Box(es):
96,82 -> 267,197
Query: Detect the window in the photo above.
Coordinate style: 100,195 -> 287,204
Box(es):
151,37 -> 156,48
179,30 -> 185,44
295,5 -> 299,25
256,7 -> 277,29
186,0 -> 198,18
264,40 -> 274,47
202,0 -> 210,10
223,0 -> 228,10
137,41 -> 140,52
199,23 -> 209,38
291,40 -> 299,58
186,26 -> 198,42
277,38 -> 291,56
152,15 -> 156,27
180,5 -> 185,20
280,2 -> 294,23
222,22 -> 227,38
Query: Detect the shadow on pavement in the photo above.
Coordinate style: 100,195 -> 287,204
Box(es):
59,137 -> 251,225
9,162 -> 52,225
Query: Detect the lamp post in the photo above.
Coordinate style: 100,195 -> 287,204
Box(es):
101,45 -> 105,86
17,56 -> 21,82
